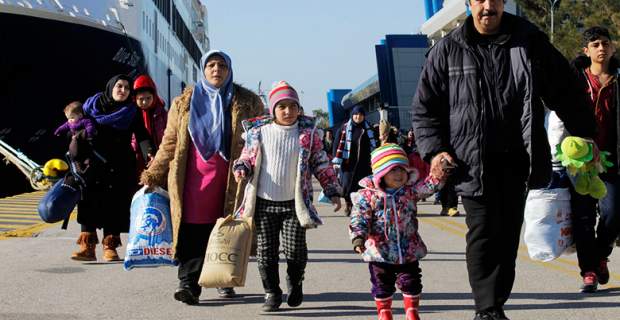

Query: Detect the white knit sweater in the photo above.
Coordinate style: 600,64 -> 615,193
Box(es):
257,122 -> 300,201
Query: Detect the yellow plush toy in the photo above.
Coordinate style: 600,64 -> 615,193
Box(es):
555,136 -> 612,199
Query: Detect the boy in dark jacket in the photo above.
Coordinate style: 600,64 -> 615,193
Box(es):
570,26 -> 620,293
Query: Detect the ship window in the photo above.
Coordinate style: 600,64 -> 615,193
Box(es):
142,11 -> 145,30
152,0 -> 170,23
170,2 -> 201,66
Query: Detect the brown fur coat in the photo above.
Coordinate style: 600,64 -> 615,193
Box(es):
140,84 -> 263,258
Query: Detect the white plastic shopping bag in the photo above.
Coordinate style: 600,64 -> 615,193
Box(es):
124,186 -> 177,270
523,188 -> 574,262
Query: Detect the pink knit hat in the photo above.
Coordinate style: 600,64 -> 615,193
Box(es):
268,81 -> 300,116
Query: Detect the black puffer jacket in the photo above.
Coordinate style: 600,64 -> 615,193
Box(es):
412,13 -> 596,197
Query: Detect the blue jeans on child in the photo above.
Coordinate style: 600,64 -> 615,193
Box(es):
369,261 -> 422,299
597,175 -> 620,258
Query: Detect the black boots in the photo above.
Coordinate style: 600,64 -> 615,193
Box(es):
258,264 -> 282,312
259,260 -> 306,311
286,260 -> 305,307
262,293 -> 283,312
174,285 -> 200,305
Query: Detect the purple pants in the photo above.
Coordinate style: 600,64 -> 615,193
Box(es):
369,261 -> 422,298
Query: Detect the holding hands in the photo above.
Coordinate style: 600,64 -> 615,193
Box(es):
352,237 -> 366,254
430,152 -> 457,181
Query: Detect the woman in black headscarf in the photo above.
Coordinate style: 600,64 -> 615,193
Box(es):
70,74 -> 153,262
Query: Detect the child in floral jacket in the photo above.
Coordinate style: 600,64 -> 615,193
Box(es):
349,143 -> 442,320
233,81 -> 342,312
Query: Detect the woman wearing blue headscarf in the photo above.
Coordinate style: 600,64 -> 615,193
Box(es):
141,51 -> 263,304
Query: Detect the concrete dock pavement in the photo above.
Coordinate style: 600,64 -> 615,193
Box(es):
0,192 -> 619,319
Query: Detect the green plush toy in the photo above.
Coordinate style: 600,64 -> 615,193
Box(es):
555,136 -> 613,199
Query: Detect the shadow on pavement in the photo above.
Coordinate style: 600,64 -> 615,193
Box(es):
427,251 -> 465,255
308,249 -> 357,254
196,294 -> 264,306
187,290 -> 620,316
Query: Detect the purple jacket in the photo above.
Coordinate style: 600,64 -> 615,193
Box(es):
54,118 -> 96,139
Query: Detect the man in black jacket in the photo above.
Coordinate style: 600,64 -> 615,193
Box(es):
412,1 -> 596,319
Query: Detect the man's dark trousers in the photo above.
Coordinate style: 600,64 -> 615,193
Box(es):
461,155 -> 527,312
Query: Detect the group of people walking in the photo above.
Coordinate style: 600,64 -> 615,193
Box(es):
50,1 -> 620,320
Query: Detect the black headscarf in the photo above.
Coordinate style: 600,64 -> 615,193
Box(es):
99,74 -> 133,111
83,74 -> 137,130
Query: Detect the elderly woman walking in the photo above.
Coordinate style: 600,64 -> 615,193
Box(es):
140,50 -> 264,305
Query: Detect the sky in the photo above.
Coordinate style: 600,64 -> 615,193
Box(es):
203,0 -> 426,112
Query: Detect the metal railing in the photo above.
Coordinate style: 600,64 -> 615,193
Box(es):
0,139 -> 48,190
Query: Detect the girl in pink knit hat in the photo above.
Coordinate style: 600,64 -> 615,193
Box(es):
233,81 -> 342,312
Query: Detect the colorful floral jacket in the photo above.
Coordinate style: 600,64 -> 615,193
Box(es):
234,115 -> 342,228
349,171 -> 441,264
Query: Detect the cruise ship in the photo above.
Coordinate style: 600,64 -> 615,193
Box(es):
0,0 -> 209,197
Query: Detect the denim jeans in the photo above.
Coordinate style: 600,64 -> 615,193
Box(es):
571,174 -> 620,275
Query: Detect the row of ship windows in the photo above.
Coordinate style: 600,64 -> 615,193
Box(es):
142,10 -> 185,73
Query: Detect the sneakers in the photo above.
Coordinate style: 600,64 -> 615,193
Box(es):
447,207 -> 460,217
439,208 -> 448,216
581,271 -> 598,293
598,258 -> 610,285
174,287 -> 199,305
216,287 -> 236,298
262,293 -> 282,312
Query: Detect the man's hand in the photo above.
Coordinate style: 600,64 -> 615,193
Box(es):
234,170 -> 246,183
354,246 -> 365,254
430,152 -> 455,180
330,196 -> 342,212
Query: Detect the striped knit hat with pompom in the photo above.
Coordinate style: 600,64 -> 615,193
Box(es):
370,143 -> 411,187
268,81 -> 300,116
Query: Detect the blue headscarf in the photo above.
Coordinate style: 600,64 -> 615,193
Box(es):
188,50 -> 234,161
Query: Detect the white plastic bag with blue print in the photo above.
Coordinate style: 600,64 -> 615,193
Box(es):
124,186 -> 177,270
